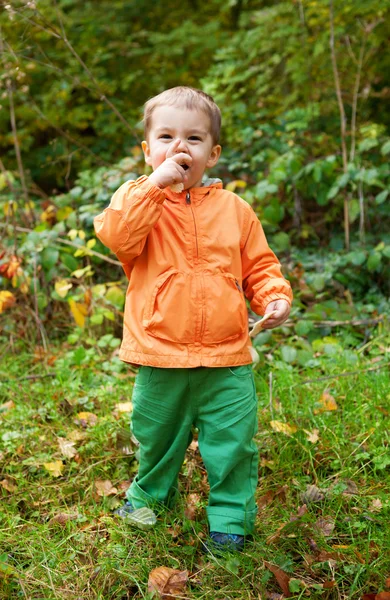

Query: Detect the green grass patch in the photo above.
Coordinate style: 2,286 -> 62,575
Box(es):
0,328 -> 389,599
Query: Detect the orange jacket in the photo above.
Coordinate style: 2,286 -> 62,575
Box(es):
94,175 -> 292,367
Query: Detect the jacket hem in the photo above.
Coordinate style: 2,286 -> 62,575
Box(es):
119,348 -> 253,368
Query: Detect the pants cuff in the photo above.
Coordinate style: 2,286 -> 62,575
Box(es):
127,478 -> 179,511
206,506 -> 257,535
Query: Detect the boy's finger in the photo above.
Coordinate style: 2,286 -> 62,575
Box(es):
170,152 -> 192,167
165,139 -> 181,159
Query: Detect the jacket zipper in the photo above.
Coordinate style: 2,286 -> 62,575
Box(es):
235,279 -> 243,292
186,191 -> 204,339
186,192 -> 199,259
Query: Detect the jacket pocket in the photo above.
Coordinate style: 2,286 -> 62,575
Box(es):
202,273 -> 247,344
142,269 -> 196,343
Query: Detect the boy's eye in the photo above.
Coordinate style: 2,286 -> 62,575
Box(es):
189,136 -> 201,141
159,134 -> 172,139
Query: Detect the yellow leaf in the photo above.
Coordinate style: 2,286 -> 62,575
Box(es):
78,230 -> 86,240
304,428 -> 320,443
115,402 -> 133,413
0,290 -> 16,313
55,279 -> 73,298
270,420 -> 298,436
43,461 -> 64,477
225,180 -> 247,192
69,299 -> 88,327
74,412 -> 98,427
86,239 -> 96,249
68,229 -> 78,240
314,392 -> 338,414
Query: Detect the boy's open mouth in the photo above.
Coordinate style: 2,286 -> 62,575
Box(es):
181,164 -> 189,171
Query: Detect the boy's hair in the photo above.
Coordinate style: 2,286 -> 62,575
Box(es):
143,87 -> 221,144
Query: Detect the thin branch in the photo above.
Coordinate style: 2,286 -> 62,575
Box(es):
299,362 -> 389,386
0,222 -> 122,267
349,35 -> 367,163
329,0 -> 349,249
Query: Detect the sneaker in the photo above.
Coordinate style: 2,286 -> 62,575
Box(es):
202,531 -> 249,554
114,501 -> 157,530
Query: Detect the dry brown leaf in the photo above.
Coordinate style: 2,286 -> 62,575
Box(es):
48,513 -> 79,526
0,400 -> 15,412
385,578 -> 390,589
342,479 -> 359,496
257,490 -> 275,510
264,561 -> 291,597
376,593 -> 390,600
301,484 -> 325,504
314,391 -> 338,414
362,594 -> 377,600
95,480 -> 118,497
323,581 -> 336,589
58,437 -> 77,459
0,478 -> 17,493
43,461 -> 64,477
369,498 -> 383,512
147,566 -> 189,599
315,516 -> 335,537
74,411 -> 98,427
184,493 -> 201,521
117,480 -> 131,493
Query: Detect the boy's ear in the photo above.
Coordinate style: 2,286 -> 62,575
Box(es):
206,144 -> 222,169
142,141 -> 152,166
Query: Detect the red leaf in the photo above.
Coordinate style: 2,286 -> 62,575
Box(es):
264,561 -> 291,597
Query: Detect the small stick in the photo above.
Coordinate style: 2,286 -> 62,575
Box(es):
269,371 -> 273,419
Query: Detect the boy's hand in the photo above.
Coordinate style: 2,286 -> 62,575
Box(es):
261,299 -> 291,329
149,140 -> 192,190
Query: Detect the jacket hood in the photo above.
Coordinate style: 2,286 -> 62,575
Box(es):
164,177 -> 223,203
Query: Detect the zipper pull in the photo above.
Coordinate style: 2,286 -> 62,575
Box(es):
186,192 -> 191,204
235,279 -> 243,292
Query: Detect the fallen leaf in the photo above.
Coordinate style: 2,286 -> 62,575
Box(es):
301,484 -> 325,503
314,391 -> 338,414
184,493 -> 201,520
257,490 -> 275,510
114,402 -> 133,413
332,544 -> 349,549
376,594 -> 390,600
304,428 -> 320,443
147,566 -> 189,599
0,400 -> 15,413
315,516 -> 335,537
58,437 -> 77,459
323,580 -> 336,589
264,561 -> 291,597
67,430 -> 86,442
117,480 -> 131,493
386,578 -> 390,589
1,479 -> 17,493
95,480 -> 118,497
74,412 -> 98,427
48,513 -> 79,526
362,594 -> 377,600
43,461 -> 64,477
369,498 -> 383,512
270,420 -> 298,436
342,479 -> 359,496
267,505 -> 307,544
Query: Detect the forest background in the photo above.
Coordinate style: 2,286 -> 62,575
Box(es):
0,1 -> 389,599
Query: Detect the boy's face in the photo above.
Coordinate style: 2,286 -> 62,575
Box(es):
142,105 -> 221,189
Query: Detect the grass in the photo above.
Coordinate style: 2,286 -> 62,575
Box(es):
0,324 -> 389,599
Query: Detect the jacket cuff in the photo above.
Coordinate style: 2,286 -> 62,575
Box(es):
253,292 -> 292,316
134,175 -> 166,205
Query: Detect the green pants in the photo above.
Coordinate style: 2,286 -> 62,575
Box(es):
127,365 -> 258,535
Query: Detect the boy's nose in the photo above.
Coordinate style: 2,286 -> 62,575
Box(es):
174,138 -> 189,153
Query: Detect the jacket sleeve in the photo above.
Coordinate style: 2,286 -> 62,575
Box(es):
241,204 -> 293,315
94,175 -> 165,267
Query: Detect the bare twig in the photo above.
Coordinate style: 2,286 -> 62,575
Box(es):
329,0 -> 349,249
299,362 -> 389,385
350,36 -> 367,163
0,222 -> 122,267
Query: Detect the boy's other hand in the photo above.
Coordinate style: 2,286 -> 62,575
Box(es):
261,299 -> 290,329
149,140 -> 192,190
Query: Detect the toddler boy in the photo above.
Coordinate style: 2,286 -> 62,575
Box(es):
94,86 -> 292,552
